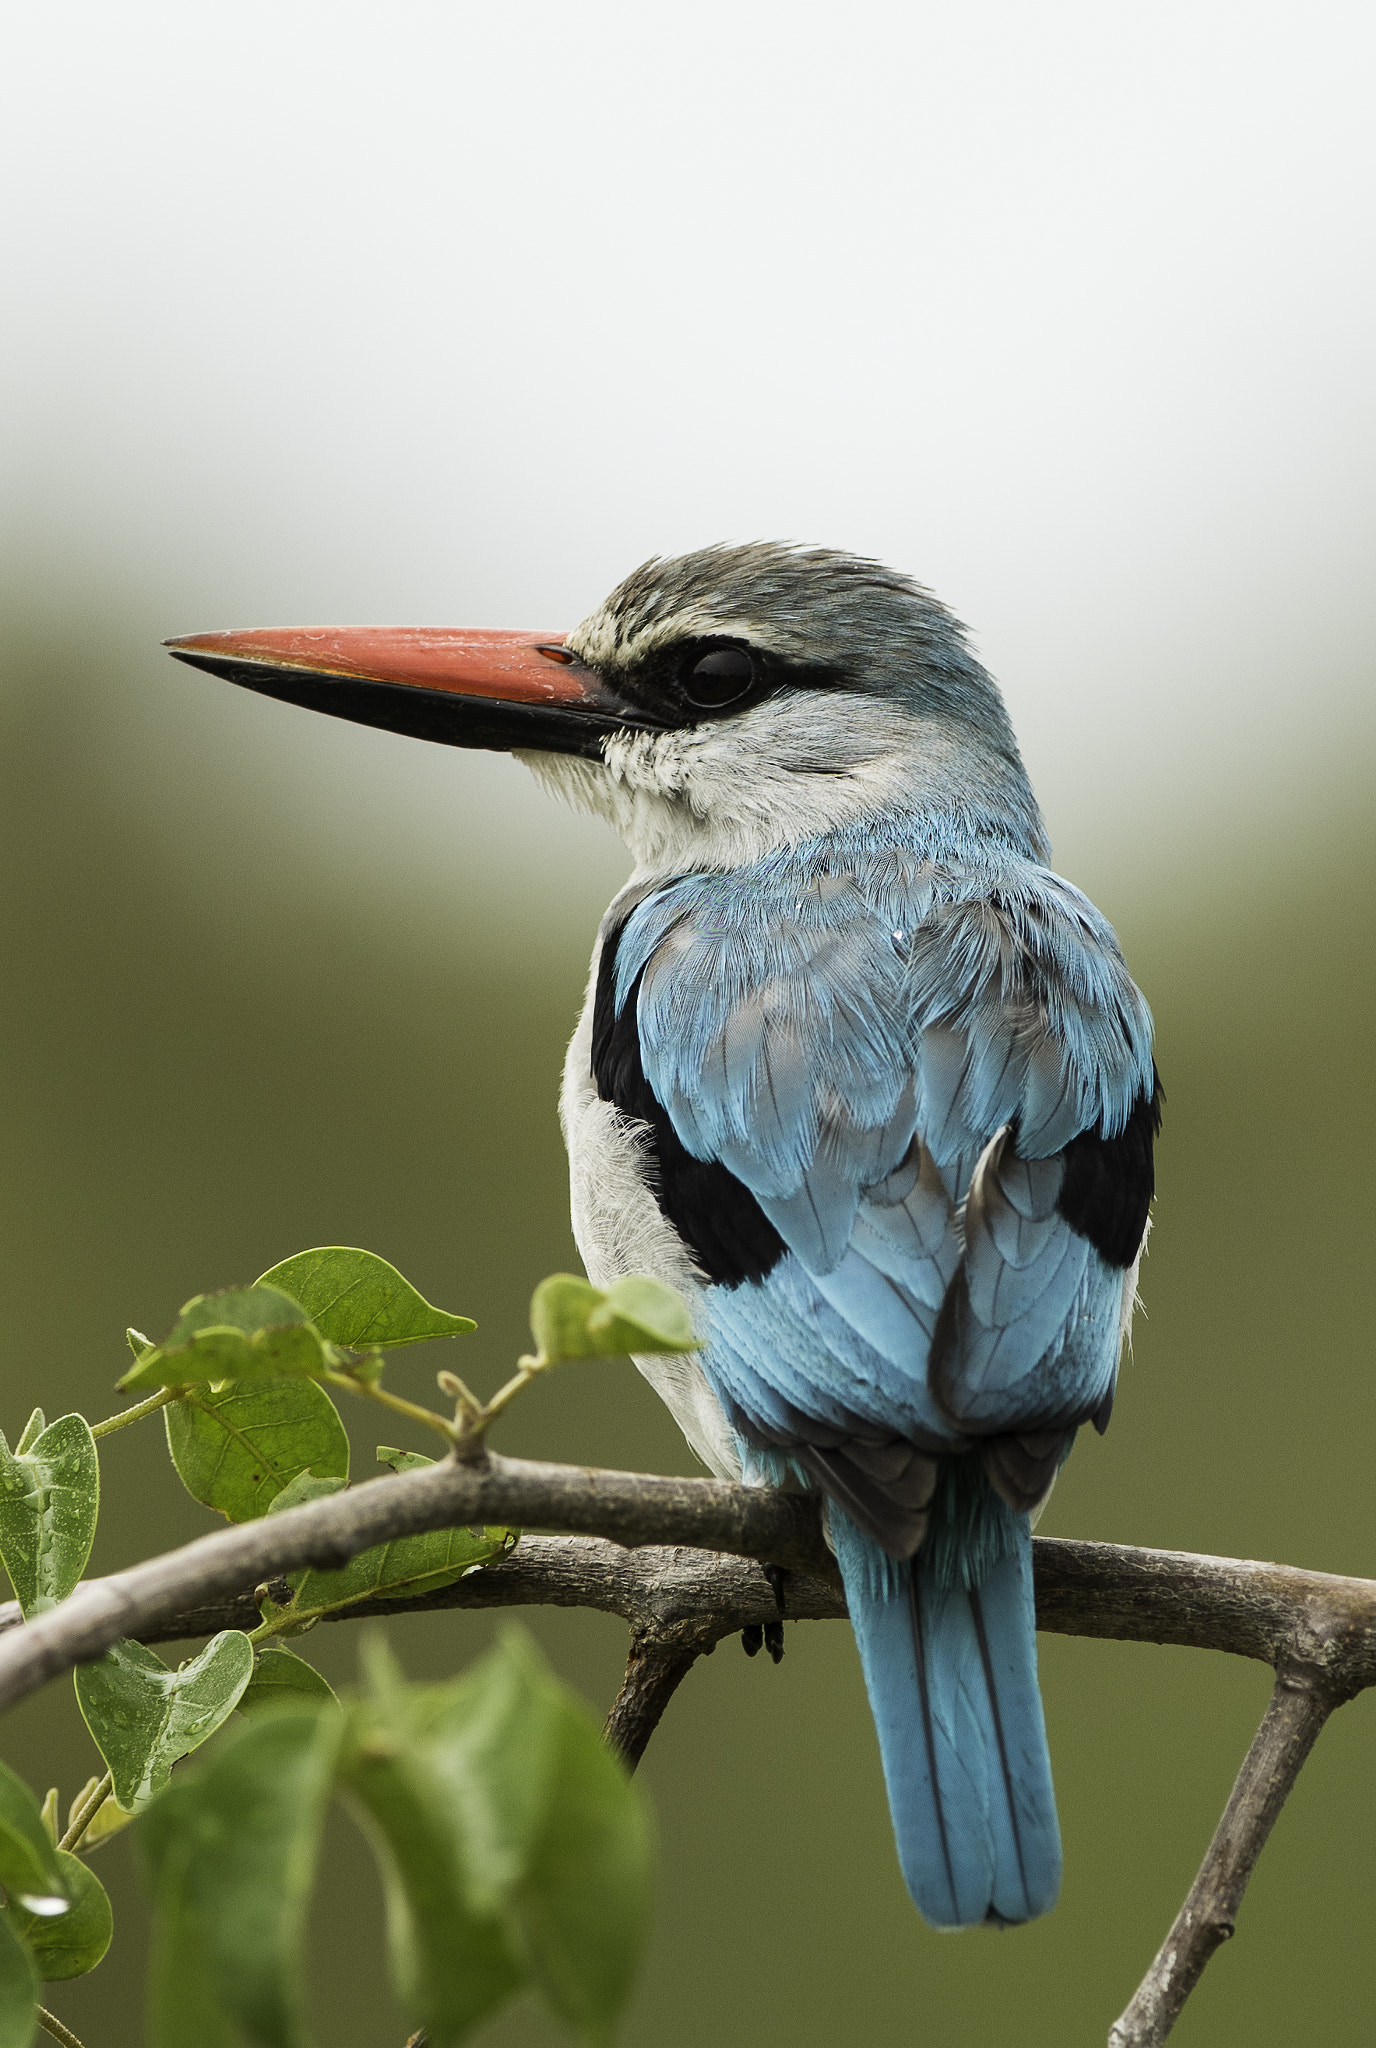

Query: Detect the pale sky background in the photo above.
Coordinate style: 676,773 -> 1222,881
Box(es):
3,0 -> 1373,932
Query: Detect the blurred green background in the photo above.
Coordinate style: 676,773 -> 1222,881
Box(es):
0,572 -> 1371,2047
4,7 -> 1374,2039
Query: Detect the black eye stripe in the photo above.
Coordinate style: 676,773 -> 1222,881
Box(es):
588,632 -> 844,730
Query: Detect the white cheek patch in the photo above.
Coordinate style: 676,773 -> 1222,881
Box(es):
518,694 -> 1002,880
609,699 -> 953,874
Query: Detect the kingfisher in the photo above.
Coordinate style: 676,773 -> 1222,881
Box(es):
168,544 -> 1160,1929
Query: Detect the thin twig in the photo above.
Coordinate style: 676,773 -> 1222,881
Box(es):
35,2008 -> 85,2048
90,1387 -> 180,1438
477,1353 -> 550,1429
320,1370 -> 458,1448
1108,1666 -> 1340,2046
58,1770 -> 112,1854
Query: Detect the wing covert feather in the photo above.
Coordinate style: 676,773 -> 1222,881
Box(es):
613,843 -> 1152,1451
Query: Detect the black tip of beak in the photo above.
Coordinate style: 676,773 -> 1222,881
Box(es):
165,644 -> 624,760
165,646 -> 254,684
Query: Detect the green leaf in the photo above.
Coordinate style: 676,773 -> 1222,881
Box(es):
75,1633 -> 255,1813
421,1627 -> 652,2044
0,1415 -> 99,1618
12,1416 -> 42,1459
341,1629 -> 652,2047
120,1286 -> 330,1393
239,1646 -> 339,1714
593,1275 -> 697,1351
420,1627 -> 565,1919
141,1779 -> 233,2048
0,1761 -> 68,1913
376,1445 -> 437,1474
256,1248 -> 475,1348
511,1660 -> 654,2046
143,1706 -> 338,2048
264,1471 -> 346,1515
0,1912 -> 36,2048
340,1678 -> 524,2045
76,1809 -> 133,1856
530,1273 -> 698,1365
165,1376 -> 349,1523
6,1851 -> 111,1980
286,1521 -> 518,1623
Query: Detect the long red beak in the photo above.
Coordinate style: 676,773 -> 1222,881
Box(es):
165,625 -> 642,758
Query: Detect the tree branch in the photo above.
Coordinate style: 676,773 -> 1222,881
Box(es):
0,1453 -> 1370,2045
603,1625 -> 723,1770
4,1494 -> 1373,1696
1108,1666 -> 1338,2046
0,1452 -> 833,1715
48,1538 -> 846,1649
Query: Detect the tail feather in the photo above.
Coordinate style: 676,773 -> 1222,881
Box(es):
834,1513 -> 1060,1929
966,1580 -> 1033,1913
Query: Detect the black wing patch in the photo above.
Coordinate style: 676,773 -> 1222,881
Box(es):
1055,1069 -> 1163,1268
591,917 -> 786,1289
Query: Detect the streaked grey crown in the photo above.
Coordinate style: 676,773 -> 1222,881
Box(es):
573,541 -> 1027,753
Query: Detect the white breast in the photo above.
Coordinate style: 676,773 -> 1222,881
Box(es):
560,935 -> 744,1481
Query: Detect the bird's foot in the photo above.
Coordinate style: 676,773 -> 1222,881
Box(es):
740,1620 -> 785,1663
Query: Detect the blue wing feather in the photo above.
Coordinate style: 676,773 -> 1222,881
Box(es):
609,830 -> 1152,1927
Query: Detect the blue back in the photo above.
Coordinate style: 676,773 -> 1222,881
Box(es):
600,817 -> 1156,1926
616,826 -> 1152,1445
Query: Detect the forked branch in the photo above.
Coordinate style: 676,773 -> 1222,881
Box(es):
0,1456 -> 1369,2044
1107,1667 -> 1341,2046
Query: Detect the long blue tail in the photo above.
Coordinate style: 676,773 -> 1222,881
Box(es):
832,1511 -> 1061,1928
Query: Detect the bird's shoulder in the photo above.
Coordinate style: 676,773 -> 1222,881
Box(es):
588,842 -> 1161,1483
591,839 -> 1156,1270
600,843 -> 1152,1139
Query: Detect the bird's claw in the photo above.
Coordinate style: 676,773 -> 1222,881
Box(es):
740,1619 -> 785,1663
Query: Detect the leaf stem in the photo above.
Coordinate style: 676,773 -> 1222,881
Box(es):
320,1371 -> 457,1448
434,1370 -> 485,1424
35,2009 -> 85,2048
474,1354 -> 549,1428
91,1388 -> 182,1439
59,1770 -> 112,1853
438,1354 -> 552,1457
245,1611 -> 300,1646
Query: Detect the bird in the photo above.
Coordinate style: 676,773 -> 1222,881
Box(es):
167,542 -> 1160,1930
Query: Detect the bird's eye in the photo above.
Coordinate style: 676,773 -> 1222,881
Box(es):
683,645 -> 759,709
